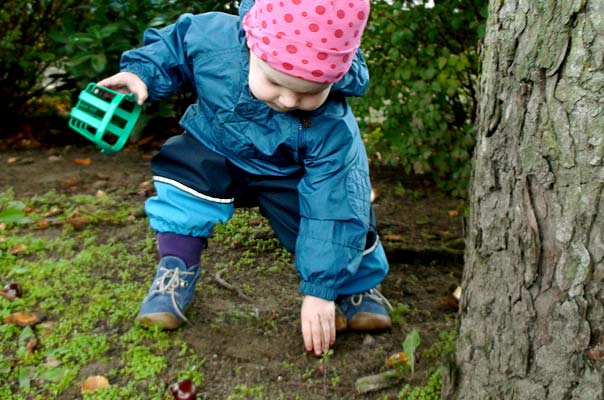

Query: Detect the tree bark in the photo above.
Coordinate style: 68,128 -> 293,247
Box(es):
447,0 -> 604,399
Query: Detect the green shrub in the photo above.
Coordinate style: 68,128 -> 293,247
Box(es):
0,0 -> 78,124
354,0 -> 487,196
0,0 -> 238,134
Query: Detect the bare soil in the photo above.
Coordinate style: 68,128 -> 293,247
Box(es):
0,131 -> 465,399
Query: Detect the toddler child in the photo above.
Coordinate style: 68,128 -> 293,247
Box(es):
97,0 -> 392,356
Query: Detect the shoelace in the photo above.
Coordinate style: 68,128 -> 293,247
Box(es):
350,288 -> 394,310
149,267 -> 195,322
152,267 -> 195,295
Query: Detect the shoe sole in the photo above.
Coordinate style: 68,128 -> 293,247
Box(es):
137,313 -> 183,330
348,313 -> 392,331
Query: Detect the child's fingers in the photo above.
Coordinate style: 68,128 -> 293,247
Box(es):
302,319 -> 314,352
97,73 -> 148,105
312,320 -> 324,356
328,314 -> 336,347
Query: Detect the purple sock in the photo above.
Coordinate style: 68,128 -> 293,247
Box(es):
157,232 -> 205,268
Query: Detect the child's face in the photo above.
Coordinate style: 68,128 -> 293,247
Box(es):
248,52 -> 332,112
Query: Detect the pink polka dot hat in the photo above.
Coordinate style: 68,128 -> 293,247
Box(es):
242,0 -> 370,83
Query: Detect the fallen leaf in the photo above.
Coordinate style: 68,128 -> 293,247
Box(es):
386,352 -> 409,367
66,216 -> 89,229
139,180 -> 153,190
0,222 -> 5,231
62,176 -> 81,187
81,375 -> 110,392
7,157 -> 18,164
36,219 -> 50,230
441,295 -> 459,310
448,210 -> 460,217
25,337 -> 38,354
4,312 -> 42,327
383,234 -> 403,242
45,355 -> 61,368
73,157 -> 92,166
588,347 -> 604,361
38,321 -> 56,337
9,244 -> 27,255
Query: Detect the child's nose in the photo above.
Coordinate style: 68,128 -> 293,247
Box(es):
279,90 -> 299,108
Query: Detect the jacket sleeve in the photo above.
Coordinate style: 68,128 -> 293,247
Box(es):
120,14 -> 196,101
296,104 -> 372,301
330,49 -> 370,97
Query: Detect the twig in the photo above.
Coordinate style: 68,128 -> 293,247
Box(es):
214,269 -> 253,302
281,382 -> 355,393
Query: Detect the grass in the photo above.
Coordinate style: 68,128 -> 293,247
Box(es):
0,190 -> 214,399
0,186 -> 452,399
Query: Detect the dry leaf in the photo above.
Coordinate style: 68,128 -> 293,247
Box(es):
441,295 -> 459,310
43,207 -> 62,218
0,222 -> 6,231
38,321 -> 56,337
448,210 -> 460,217
7,157 -> 18,164
139,180 -> 153,190
9,244 -> 27,254
26,337 -> 39,354
4,312 -> 42,327
452,286 -> 462,300
66,217 -> 89,229
81,375 -> 110,392
45,355 -> 61,368
62,176 -> 81,187
73,157 -> 92,166
36,219 -> 50,230
382,234 -> 403,242
588,347 -> 604,361
386,352 -> 409,367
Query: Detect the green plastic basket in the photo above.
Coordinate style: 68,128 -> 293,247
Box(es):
68,83 -> 142,154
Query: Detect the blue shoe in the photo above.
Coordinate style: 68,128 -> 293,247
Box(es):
336,288 -> 393,331
136,256 -> 200,330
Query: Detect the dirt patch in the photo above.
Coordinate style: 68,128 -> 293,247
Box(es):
0,140 -> 464,399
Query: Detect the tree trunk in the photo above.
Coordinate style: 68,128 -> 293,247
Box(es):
446,0 -> 604,399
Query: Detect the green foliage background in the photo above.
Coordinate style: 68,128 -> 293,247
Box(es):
355,0 -> 487,196
0,0 -> 486,195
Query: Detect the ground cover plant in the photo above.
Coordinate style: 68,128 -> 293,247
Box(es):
0,146 -> 464,399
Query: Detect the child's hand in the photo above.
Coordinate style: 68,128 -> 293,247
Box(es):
97,72 -> 148,105
301,295 -> 336,356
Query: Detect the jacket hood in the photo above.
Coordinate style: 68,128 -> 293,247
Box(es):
238,0 -> 254,19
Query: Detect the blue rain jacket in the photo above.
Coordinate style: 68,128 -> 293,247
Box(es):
120,3 -> 382,301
